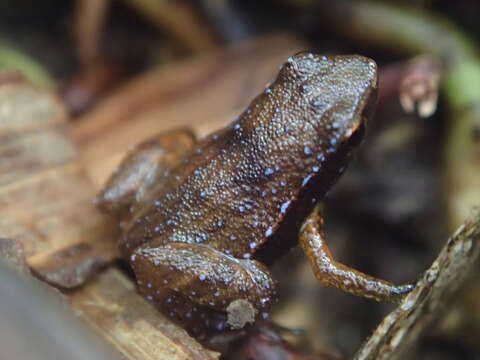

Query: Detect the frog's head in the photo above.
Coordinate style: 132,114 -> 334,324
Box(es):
277,52 -> 378,150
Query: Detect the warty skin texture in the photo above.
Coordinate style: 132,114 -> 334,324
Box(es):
97,53 -> 413,335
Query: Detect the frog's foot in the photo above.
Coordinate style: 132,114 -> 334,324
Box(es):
130,241 -> 277,330
95,129 -> 196,218
299,205 -> 414,303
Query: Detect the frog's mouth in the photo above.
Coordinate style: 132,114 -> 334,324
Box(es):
345,120 -> 366,149
344,75 -> 377,149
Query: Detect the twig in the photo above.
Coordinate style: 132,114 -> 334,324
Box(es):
122,0 -> 219,54
354,208 -> 480,360
73,0 -> 111,67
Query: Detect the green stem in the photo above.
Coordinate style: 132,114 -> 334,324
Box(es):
0,41 -> 52,88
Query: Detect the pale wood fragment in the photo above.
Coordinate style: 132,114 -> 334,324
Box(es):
71,268 -> 220,360
0,238 -> 29,274
0,74 -> 117,288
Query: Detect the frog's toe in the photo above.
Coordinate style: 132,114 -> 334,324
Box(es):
391,283 -> 415,303
395,284 -> 415,294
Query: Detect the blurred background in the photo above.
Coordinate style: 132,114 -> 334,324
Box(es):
0,1 -> 479,359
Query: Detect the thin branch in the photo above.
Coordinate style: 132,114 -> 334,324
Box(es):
354,208 -> 480,360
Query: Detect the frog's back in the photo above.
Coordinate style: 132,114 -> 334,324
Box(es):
121,54 -> 377,261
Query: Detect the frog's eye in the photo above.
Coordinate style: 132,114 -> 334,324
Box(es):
293,50 -> 313,57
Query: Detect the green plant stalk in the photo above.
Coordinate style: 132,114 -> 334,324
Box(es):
0,41 -> 52,88
443,61 -> 480,229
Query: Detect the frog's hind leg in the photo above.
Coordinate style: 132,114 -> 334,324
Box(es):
299,205 -> 414,303
96,129 -> 196,219
130,241 -> 277,331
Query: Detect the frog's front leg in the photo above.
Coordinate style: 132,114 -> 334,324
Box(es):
300,205 -> 414,303
130,241 -> 277,330
96,129 -> 196,219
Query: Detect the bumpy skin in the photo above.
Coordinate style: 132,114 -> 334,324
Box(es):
96,129 -> 197,221
97,53 -> 412,334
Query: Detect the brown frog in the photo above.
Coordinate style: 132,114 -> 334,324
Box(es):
96,53 -> 413,333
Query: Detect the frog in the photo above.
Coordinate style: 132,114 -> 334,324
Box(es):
96,53 -> 413,334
